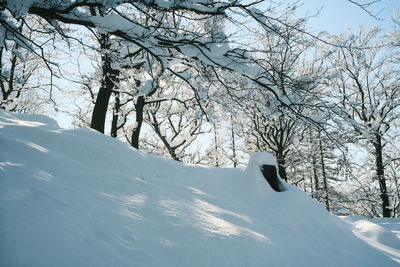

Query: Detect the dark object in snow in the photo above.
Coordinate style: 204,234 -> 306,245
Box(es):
261,165 -> 281,192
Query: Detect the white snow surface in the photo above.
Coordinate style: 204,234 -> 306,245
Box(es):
0,109 -> 399,267
342,216 -> 400,264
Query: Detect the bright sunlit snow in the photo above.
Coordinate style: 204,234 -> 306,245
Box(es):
0,109 -> 399,267
342,216 -> 400,263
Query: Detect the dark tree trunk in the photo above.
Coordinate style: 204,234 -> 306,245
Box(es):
230,116 -> 238,168
311,151 -> 320,200
110,92 -> 120,138
163,143 -> 181,162
130,96 -> 145,149
166,147 -> 180,162
90,34 -> 119,133
312,154 -> 320,189
318,135 -> 330,211
311,130 -> 319,199
374,134 -> 391,217
91,84 -> 111,133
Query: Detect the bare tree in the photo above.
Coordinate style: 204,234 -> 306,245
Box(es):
325,27 -> 400,217
0,17 -> 52,112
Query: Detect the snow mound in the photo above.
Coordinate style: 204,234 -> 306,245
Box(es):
342,217 -> 400,263
0,109 -> 59,129
247,151 -> 278,167
0,109 -> 398,267
245,152 -> 285,192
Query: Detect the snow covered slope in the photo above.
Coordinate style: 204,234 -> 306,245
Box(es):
0,110 -> 398,267
342,216 -> 400,263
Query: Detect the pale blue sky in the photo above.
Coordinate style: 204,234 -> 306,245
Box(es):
291,0 -> 399,33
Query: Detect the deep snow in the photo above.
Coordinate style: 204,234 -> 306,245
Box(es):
0,109 -> 399,267
342,216 -> 400,264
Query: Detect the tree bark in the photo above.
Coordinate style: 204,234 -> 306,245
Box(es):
311,151 -> 320,200
312,153 -> 319,194
374,134 -> 391,217
149,113 -> 181,161
130,96 -> 145,149
311,130 -> 320,199
319,133 -> 330,211
90,34 -> 119,133
110,92 -> 120,138
230,116 -> 238,168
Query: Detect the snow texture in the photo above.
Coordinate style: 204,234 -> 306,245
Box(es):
342,216 -> 400,264
246,151 -> 278,168
0,109 -> 399,267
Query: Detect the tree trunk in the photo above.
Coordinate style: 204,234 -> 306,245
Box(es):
319,133 -> 330,211
130,96 -> 145,149
149,113 -> 181,161
110,92 -> 120,138
213,122 -> 219,167
230,116 -> 238,168
163,142 -> 181,162
312,151 -> 320,200
374,134 -> 391,217
90,85 -> 111,133
90,34 -> 119,133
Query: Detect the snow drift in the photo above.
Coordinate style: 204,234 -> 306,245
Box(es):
0,109 -> 398,266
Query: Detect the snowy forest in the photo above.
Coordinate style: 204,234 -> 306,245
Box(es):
1,0 -> 400,220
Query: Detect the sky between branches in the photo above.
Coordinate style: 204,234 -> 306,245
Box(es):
289,0 -> 399,33
51,0 -> 400,129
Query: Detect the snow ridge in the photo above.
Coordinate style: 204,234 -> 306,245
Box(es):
0,110 -> 398,267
